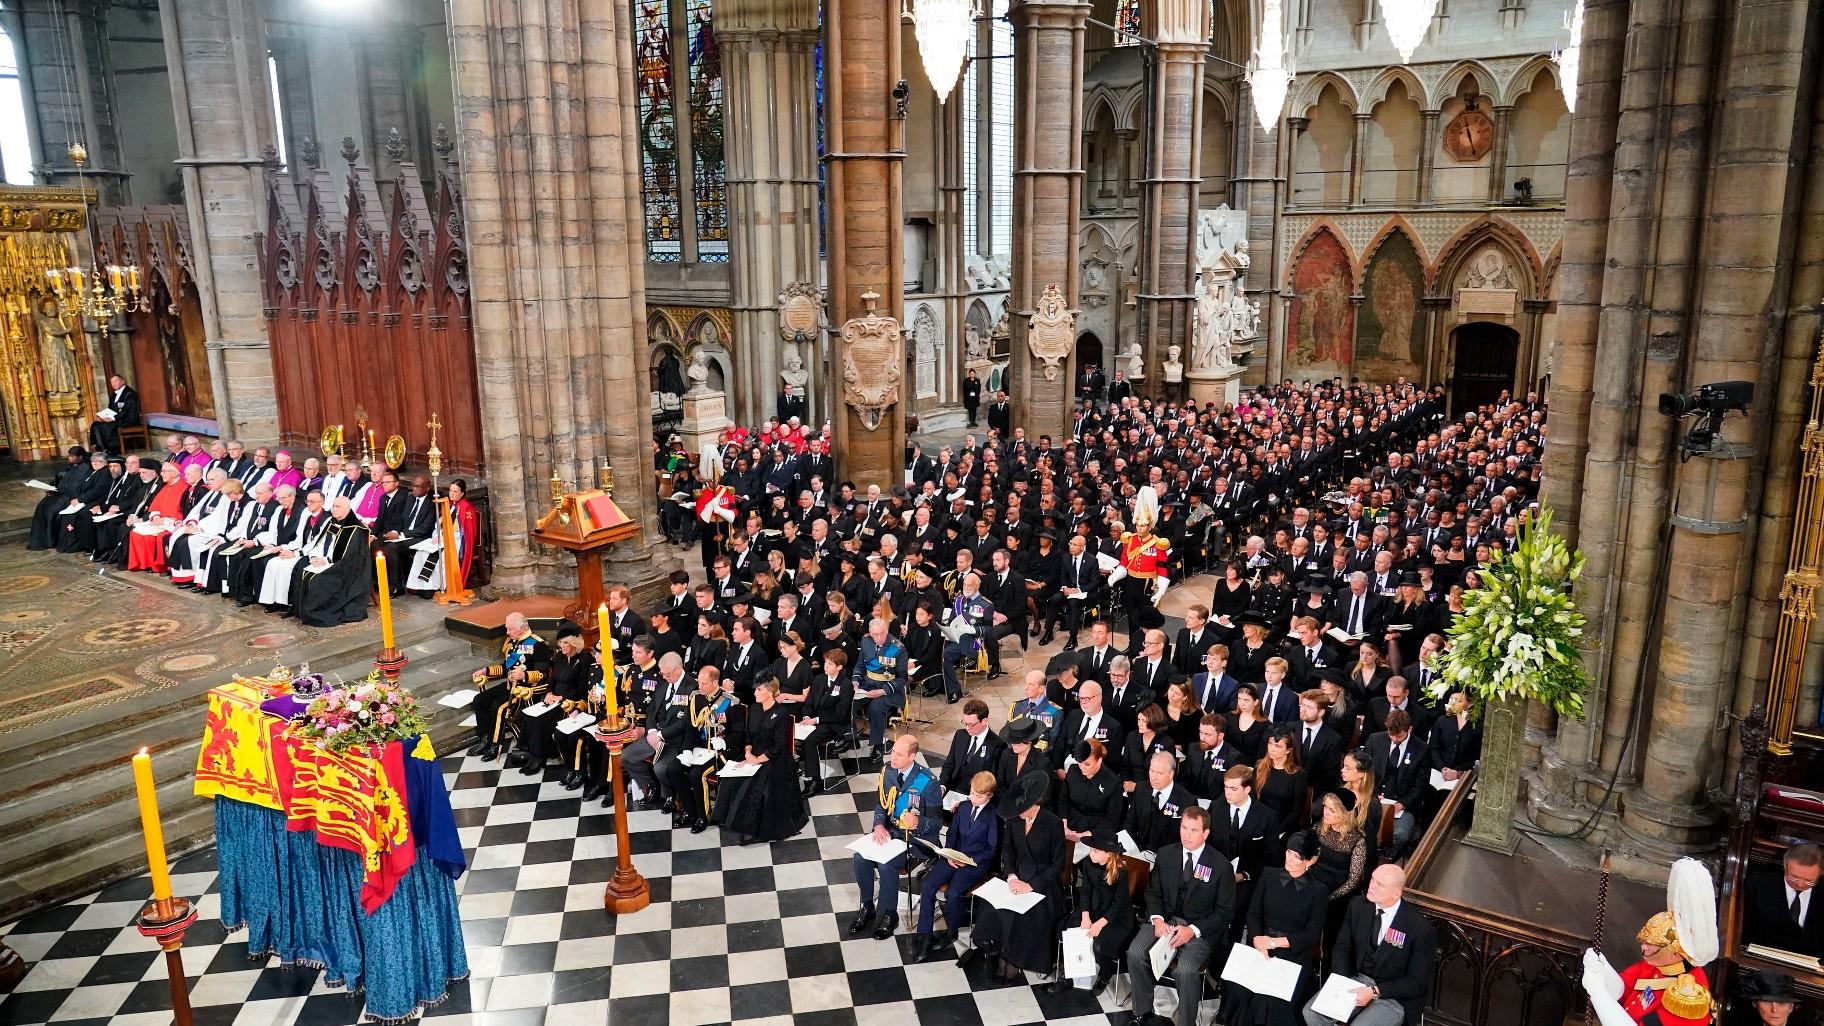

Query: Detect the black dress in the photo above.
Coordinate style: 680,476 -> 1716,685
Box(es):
972,807 -> 1066,971
1164,706 -> 1202,754
713,703 -> 809,842
1226,868 -> 1328,1026
1210,580 -> 1252,636
1228,717 -> 1267,764
1231,641 -> 1275,685
1075,861 -> 1136,970
1059,765 -> 1125,839
1255,766 -> 1308,836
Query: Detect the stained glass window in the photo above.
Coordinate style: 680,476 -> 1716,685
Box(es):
635,0 -> 681,262
1115,0 -> 1141,45
686,0 -> 727,261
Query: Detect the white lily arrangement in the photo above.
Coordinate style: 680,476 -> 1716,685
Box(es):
1432,506 -> 1590,717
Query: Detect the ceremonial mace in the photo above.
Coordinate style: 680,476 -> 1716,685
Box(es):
131,749 -> 197,1026
1584,849 -> 1611,1026
594,602 -> 651,914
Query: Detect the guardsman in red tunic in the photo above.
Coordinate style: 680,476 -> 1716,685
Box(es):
1116,488 -> 1171,640
1584,858 -> 1716,1026
696,483 -> 738,573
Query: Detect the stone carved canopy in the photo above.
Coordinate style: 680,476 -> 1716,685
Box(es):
840,290 -> 902,430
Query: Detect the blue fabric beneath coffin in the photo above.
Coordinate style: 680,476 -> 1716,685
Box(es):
213,798 -> 468,1022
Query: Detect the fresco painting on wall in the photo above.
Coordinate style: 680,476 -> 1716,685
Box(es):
1357,230 -> 1426,383
1288,230 -> 1354,381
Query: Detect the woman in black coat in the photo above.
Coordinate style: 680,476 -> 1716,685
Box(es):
1051,830 -> 1134,996
959,774 -> 1066,980
901,601 -> 945,696
713,676 -> 810,843
688,616 -> 728,675
1224,831 -> 1329,1026
1210,563 -> 1252,639
1058,739 -> 1125,843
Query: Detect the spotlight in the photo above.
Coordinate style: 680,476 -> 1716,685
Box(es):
1660,380 -> 1753,460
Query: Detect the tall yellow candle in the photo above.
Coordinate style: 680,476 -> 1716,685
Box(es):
597,603 -> 618,722
131,749 -> 173,900
374,552 -> 395,649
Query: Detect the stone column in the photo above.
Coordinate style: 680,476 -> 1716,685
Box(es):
720,0 -> 822,428
160,0 -> 278,439
448,0 -> 678,598
1621,0 -> 1818,855
1416,109 -> 1439,205
823,0 -> 905,488
1006,0 -> 1088,438
1486,104 -> 1513,201
1349,112 -> 1370,206
1136,0 -> 1208,385
1234,79 -> 1283,387
20,0 -> 129,203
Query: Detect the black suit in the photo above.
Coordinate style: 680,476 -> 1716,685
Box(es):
1128,842 -> 1237,1026
1744,865 -> 1824,957
89,385 -> 141,454
1047,550 -> 1104,641
939,727 -> 1003,796
1295,721 -> 1344,793
1368,696 -> 1434,739
1102,679 -> 1155,735
1328,589 -> 1388,639
1124,782 -> 1196,854
1079,644 -> 1121,684
1283,640 -> 1342,690
1322,897 -> 1437,1026
1173,627 -> 1214,678
1209,798 -> 1279,939
376,491 -> 439,595
1132,656 -> 1182,697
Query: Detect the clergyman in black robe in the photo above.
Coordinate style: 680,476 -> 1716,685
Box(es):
27,447 -> 91,550
296,496 -> 373,628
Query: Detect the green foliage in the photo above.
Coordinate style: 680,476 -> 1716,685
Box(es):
1431,507 -> 1590,718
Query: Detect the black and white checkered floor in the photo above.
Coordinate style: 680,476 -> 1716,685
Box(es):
0,747 -> 1224,1026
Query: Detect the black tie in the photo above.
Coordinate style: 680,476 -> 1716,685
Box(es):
1374,907 -> 1386,945
1793,891 -> 1805,925
1304,727 -> 1316,755
1183,851 -> 1195,884
1232,807 -> 1241,831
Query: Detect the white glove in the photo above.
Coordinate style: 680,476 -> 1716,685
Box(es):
710,736 -> 727,753
1153,577 -> 1169,603
1579,950 -> 1634,1026
1107,565 -> 1128,586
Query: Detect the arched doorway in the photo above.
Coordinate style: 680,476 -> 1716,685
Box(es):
1449,322 -> 1519,416
1077,331 -> 1103,374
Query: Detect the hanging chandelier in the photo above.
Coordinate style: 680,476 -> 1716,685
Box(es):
1553,0 -> 1585,113
44,143 -> 147,326
1380,0 -> 1439,64
1247,0 -> 1294,131
905,0 -> 977,105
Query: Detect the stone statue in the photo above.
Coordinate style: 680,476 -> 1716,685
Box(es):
686,349 -> 712,394
1123,340 -> 1145,380
964,323 -> 988,363
1163,345 -> 1184,383
1232,237 -> 1251,273
1192,270 -> 1234,372
1231,291 -> 1261,340
780,347 -> 810,391
33,298 -> 81,413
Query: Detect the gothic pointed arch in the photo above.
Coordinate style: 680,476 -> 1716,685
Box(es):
1431,215 -> 1543,298
1291,72 -> 1358,118
1284,223 -> 1356,380
1357,216 -> 1430,280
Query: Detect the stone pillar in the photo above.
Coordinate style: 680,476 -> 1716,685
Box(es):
1486,104 -> 1513,201
161,0 -> 278,439
1006,0 -> 1088,438
1136,0 -> 1207,385
721,0 -> 822,428
1349,112 -> 1370,206
1621,0 -> 1818,855
1527,0 -> 1629,832
1416,109 -> 1439,205
20,0 -> 129,203
448,0 -> 678,598
823,0 -> 905,488
1234,79 -> 1283,387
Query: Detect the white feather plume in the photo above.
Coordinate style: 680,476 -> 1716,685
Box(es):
1132,485 -> 1160,528
1667,856 -> 1718,965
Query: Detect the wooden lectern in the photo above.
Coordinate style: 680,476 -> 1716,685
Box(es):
530,486 -> 641,647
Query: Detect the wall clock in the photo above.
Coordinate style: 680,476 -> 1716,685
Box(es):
1443,109 -> 1495,161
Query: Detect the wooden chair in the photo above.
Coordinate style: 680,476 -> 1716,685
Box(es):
118,423 -> 149,453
